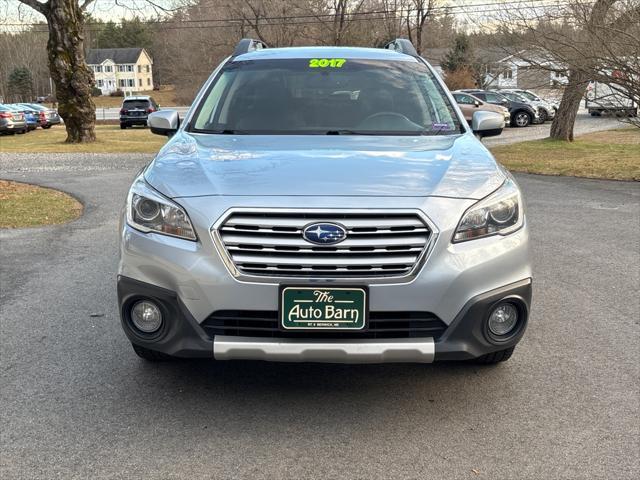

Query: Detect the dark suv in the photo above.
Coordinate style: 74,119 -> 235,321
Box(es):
461,90 -> 540,127
120,96 -> 159,129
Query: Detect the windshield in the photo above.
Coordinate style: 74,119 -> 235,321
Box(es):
518,91 -> 539,101
190,58 -> 463,135
502,92 -> 528,103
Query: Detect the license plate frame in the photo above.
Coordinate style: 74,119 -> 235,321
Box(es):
279,286 -> 368,331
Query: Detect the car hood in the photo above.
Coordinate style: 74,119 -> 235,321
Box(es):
145,132 -> 505,200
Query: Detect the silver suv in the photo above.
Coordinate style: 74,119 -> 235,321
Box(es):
118,39 -> 532,365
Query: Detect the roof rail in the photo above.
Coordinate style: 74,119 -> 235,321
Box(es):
233,38 -> 269,57
383,38 -> 418,57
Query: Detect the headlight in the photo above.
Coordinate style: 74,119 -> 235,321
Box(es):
126,177 -> 197,240
453,179 -> 523,242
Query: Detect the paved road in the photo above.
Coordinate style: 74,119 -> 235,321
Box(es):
95,106 -> 191,121
1,152 -> 639,479
484,110 -> 623,146
91,105 -> 624,146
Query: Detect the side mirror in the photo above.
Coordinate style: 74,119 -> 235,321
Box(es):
148,110 -> 179,136
472,111 -> 504,138
474,100 -> 481,107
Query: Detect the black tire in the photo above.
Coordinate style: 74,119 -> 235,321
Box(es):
475,346 -> 515,365
42,124 -> 52,129
16,128 -> 27,134
120,123 -> 128,129
538,109 -> 547,123
511,111 -> 531,127
132,343 -> 172,361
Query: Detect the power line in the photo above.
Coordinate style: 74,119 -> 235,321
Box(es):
0,0 -> 577,28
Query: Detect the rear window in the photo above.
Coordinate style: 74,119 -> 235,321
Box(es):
123,100 -> 151,109
190,58 -> 463,135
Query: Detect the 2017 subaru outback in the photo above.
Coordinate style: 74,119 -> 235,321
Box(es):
118,39 -> 532,365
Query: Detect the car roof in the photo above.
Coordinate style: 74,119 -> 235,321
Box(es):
123,96 -> 152,101
233,46 -> 419,63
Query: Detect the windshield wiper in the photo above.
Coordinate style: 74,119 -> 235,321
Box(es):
325,130 -> 415,136
209,129 -> 242,134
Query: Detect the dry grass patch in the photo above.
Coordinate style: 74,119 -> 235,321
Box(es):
491,128 -> 640,181
0,180 -> 83,228
0,125 -> 166,154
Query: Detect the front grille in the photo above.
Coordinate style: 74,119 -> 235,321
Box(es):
214,210 -> 432,278
201,310 -> 447,340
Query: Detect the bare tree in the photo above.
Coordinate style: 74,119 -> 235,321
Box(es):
404,0 -> 436,55
15,0 -> 97,142
497,0 -> 640,141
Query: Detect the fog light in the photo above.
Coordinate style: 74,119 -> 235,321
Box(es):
131,300 -> 163,333
488,303 -> 518,336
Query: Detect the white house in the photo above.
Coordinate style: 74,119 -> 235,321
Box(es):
422,47 -> 569,89
86,48 -> 154,95
482,52 -> 568,89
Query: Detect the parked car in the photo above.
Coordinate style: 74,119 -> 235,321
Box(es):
498,91 -> 545,123
585,79 -> 638,117
18,103 -> 61,128
461,89 -> 539,127
0,105 -> 27,134
120,96 -> 160,129
452,91 -> 510,126
9,104 -> 38,131
497,89 -> 557,122
118,38 -> 531,366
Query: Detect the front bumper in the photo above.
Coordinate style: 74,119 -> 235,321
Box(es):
118,195 -> 532,363
118,276 -> 531,363
120,115 -> 149,125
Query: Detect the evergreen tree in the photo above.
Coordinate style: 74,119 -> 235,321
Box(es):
7,67 -> 34,101
441,33 -> 473,73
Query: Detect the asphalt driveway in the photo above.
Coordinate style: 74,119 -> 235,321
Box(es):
1,152 -> 638,479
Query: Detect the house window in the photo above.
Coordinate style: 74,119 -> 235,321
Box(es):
127,65 -> 133,72
95,65 -> 102,73
147,78 -> 151,86
146,65 -> 150,73
97,79 -> 103,87
119,79 -> 126,88
118,65 -> 125,72
104,65 -> 112,73
128,79 -> 134,87
139,78 -> 142,87
502,68 -> 513,79
138,65 -> 142,73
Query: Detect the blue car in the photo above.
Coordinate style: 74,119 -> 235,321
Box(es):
8,104 -> 38,131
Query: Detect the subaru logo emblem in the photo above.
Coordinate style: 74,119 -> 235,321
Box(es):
303,223 -> 347,245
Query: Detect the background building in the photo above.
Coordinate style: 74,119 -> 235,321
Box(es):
86,48 -> 154,95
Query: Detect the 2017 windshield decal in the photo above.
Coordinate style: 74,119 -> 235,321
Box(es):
309,58 -> 346,68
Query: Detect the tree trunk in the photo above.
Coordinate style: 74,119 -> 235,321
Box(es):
549,68 -> 590,141
46,0 -> 96,143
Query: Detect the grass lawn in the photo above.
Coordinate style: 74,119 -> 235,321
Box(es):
0,125 -> 167,154
490,128 -> 640,181
0,180 -> 83,228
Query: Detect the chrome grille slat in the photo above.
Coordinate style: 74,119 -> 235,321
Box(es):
215,210 -> 432,279
225,216 -> 425,229
220,226 -> 430,235
221,233 -> 429,248
227,246 -> 425,254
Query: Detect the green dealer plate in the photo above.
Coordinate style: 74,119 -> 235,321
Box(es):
280,287 -> 367,330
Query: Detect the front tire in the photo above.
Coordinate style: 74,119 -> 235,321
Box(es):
475,346 -> 515,364
512,111 -> 531,127
120,123 -> 128,129
538,109 -> 548,123
132,343 -> 172,361
42,124 -> 52,129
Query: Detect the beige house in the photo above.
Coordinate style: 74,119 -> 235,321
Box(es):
87,48 -> 154,95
